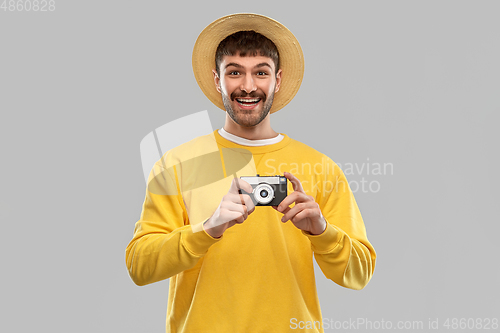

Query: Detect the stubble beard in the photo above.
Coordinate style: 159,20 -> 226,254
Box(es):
222,88 -> 275,127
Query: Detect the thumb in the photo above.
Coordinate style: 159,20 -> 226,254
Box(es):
229,177 -> 252,194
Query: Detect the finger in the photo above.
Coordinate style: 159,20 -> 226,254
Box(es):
278,206 -> 291,218
227,191 -> 248,204
243,194 -> 256,214
236,194 -> 256,215
232,214 -> 245,224
238,193 -> 255,215
291,209 -> 319,224
222,200 -> 249,220
232,209 -> 248,223
280,203 -> 306,223
277,191 -> 309,213
276,192 -> 296,212
227,192 -> 255,213
284,172 -> 305,193
226,215 -> 244,228
272,203 -> 290,213
213,209 -> 245,226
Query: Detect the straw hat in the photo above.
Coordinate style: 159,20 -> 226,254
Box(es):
192,13 -> 304,114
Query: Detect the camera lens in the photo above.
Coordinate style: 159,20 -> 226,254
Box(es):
254,183 -> 274,205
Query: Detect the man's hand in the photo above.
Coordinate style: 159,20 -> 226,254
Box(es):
272,172 -> 327,235
203,177 -> 255,238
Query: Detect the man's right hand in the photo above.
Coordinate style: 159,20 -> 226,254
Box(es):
203,177 -> 255,238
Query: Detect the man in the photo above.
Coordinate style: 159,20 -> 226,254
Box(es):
126,13 -> 376,333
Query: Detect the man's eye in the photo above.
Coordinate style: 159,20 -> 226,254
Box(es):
229,71 -> 240,75
257,71 -> 268,76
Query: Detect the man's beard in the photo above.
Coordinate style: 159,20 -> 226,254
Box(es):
222,89 -> 275,127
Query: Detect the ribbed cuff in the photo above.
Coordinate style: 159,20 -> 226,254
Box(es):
301,222 -> 343,254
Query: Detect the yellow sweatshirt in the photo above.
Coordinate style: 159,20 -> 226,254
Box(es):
126,130 -> 376,333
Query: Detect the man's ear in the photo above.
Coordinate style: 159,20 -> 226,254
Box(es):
275,69 -> 282,93
212,69 -> 221,93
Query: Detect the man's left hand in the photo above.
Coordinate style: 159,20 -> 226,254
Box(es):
272,172 -> 327,235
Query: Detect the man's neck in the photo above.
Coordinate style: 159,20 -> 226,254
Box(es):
223,114 -> 278,140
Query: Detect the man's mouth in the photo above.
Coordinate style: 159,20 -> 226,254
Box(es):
235,98 -> 261,106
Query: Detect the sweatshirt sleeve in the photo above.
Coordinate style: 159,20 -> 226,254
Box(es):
125,157 -> 222,286
302,158 -> 376,290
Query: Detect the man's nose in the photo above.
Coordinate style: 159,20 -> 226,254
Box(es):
240,74 -> 257,93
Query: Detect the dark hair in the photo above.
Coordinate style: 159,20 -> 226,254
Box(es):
215,31 -> 280,76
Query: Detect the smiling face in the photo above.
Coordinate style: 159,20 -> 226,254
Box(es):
213,53 -> 282,128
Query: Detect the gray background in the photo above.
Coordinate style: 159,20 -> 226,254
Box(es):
1,0 -> 499,332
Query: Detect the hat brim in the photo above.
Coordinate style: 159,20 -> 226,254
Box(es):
192,13 -> 304,114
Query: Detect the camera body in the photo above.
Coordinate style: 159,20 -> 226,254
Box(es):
239,175 -> 288,206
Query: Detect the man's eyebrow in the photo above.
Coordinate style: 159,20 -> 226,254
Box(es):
254,62 -> 272,70
225,62 -> 243,69
224,62 -> 273,70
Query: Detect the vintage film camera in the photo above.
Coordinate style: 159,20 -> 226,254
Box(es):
238,175 -> 288,206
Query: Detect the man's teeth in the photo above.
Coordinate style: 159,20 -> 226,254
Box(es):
236,98 -> 260,104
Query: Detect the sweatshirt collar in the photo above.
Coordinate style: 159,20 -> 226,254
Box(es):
218,127 -> 284,146
214,129 -> 291,154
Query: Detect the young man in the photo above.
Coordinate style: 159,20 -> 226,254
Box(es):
126,13 -> 376,333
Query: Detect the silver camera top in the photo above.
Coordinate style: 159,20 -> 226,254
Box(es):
241,175 -> 287,185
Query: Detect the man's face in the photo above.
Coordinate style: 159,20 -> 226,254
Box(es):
213,53 -> 282,127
